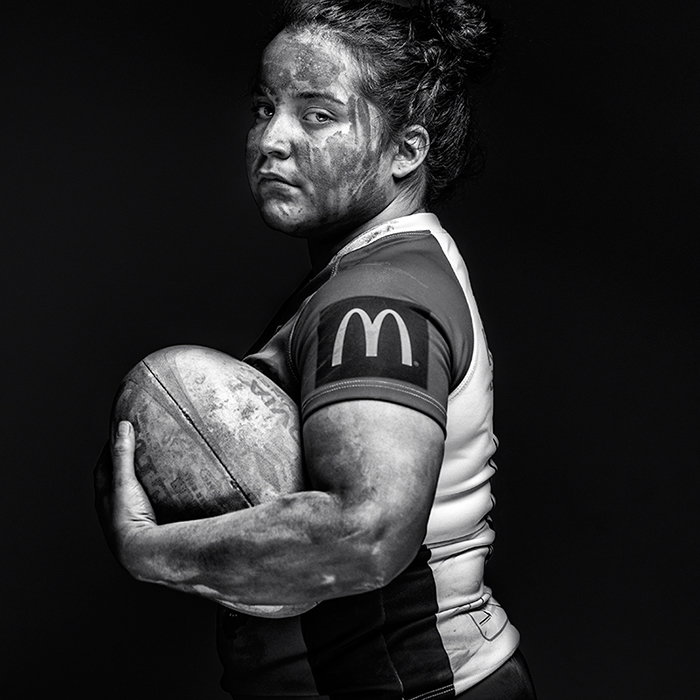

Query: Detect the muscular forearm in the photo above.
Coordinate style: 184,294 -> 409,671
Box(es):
100,403 -> 443,608
125,490 -> 398,605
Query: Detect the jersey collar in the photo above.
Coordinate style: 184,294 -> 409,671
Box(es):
330,212 -> 443,266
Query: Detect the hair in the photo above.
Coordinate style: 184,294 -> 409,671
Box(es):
270,0 -> 501,205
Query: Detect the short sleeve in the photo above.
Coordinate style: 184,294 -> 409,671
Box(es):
293,292 -> 453,431
286,231 -> 475,433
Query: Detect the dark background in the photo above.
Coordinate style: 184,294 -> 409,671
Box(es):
1,1 -> 697,697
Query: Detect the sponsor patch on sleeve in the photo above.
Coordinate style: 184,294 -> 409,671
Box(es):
315,296 -> 429,389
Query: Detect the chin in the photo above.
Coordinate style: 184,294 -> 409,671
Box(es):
259,208 -> 309,238
254,198 -> 313,236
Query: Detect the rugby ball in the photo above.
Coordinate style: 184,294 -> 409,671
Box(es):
111,344 -> 314,617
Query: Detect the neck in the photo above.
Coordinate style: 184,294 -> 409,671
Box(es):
306,193 -> 426,273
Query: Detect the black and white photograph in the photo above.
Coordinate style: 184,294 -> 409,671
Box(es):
1,1 -> 696,698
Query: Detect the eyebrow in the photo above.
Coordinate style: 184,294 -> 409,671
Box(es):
294,90 -> 346,106
252,82 -> 346,107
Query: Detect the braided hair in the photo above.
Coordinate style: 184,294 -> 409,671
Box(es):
271,0 -> 501,204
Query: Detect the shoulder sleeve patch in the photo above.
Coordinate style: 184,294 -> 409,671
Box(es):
315,296 -> 429,389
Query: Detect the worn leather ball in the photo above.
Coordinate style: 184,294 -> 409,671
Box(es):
110,344 -> 314,617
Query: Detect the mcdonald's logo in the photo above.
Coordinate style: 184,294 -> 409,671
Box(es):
331,308 -> 413,367
315,296 -> 428,389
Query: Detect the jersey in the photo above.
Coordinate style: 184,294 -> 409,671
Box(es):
217,213 -> 520,699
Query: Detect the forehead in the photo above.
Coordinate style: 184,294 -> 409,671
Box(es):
257,29 -> 361,96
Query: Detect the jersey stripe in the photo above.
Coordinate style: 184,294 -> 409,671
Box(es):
301,591 -> 404,698
217,607 -> 321,696
380,546 -> 455,699
300,546 -> 454,700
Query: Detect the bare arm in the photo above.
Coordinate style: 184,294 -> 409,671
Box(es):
95,400 -> 444,606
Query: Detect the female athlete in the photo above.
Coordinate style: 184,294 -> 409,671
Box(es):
96,1 -> 537,698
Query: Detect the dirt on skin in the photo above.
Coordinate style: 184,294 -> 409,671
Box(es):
246,29 -> 396,247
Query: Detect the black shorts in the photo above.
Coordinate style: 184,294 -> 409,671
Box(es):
228,648 -> 536,700
455,649 -> 537,700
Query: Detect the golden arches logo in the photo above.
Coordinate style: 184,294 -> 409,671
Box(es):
331,308 -> 413,367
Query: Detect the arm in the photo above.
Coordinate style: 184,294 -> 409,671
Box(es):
96,399 -> 444,606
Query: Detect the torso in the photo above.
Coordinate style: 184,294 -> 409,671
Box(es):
218,213 -> 519,698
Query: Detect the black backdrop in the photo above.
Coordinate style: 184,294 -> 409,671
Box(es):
1,1 -> 697,698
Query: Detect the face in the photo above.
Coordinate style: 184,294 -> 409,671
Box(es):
246,30 -> 397,242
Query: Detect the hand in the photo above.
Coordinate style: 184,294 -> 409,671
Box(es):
94,421 -> 157,576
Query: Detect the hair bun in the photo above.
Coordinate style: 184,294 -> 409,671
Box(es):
413,0 -> 500,83
275,0 -> 502,202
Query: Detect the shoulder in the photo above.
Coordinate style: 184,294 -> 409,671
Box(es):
291,220 -> 476,403
315,228 -> 467,316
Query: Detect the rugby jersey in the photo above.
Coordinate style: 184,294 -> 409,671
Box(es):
217,213 -> 520,699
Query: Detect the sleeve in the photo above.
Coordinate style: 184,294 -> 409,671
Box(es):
290,253 -> 472,433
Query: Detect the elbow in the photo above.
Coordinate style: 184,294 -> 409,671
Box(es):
359,540 -> 417,592
326,512 -> 422,596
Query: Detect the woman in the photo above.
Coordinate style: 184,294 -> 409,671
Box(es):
96,1 -> 537,698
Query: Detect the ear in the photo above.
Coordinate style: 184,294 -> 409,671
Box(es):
391,125 -> 430,180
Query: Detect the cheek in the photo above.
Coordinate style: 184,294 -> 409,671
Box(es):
304,100 -> 388,214
305,139 -> 373,212
245,127 -> 264,186
324,141 -> 388,207
334,98 -> 389,198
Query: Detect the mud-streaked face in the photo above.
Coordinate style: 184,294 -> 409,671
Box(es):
246,30 -> 396,242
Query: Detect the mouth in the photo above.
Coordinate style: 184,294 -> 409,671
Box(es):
258,172 -> 296,188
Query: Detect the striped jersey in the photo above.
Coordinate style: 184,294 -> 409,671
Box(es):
217,213 -> 520,698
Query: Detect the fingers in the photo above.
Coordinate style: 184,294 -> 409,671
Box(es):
94,440 -> 113,523
93,441 -> 112,492
94,420 -> 157,571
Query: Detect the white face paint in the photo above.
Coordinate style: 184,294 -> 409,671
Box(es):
246,30 -> 397,246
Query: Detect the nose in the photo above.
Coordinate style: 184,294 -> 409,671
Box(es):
258,113 -> 292,159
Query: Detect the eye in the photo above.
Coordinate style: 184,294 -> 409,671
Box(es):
252,103 -> 274,120
304,109 -> 333,124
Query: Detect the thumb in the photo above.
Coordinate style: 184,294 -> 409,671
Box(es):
111,419 -> 157,524
111,420 -> 136,484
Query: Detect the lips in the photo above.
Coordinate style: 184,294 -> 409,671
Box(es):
257,171 -> 297,187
